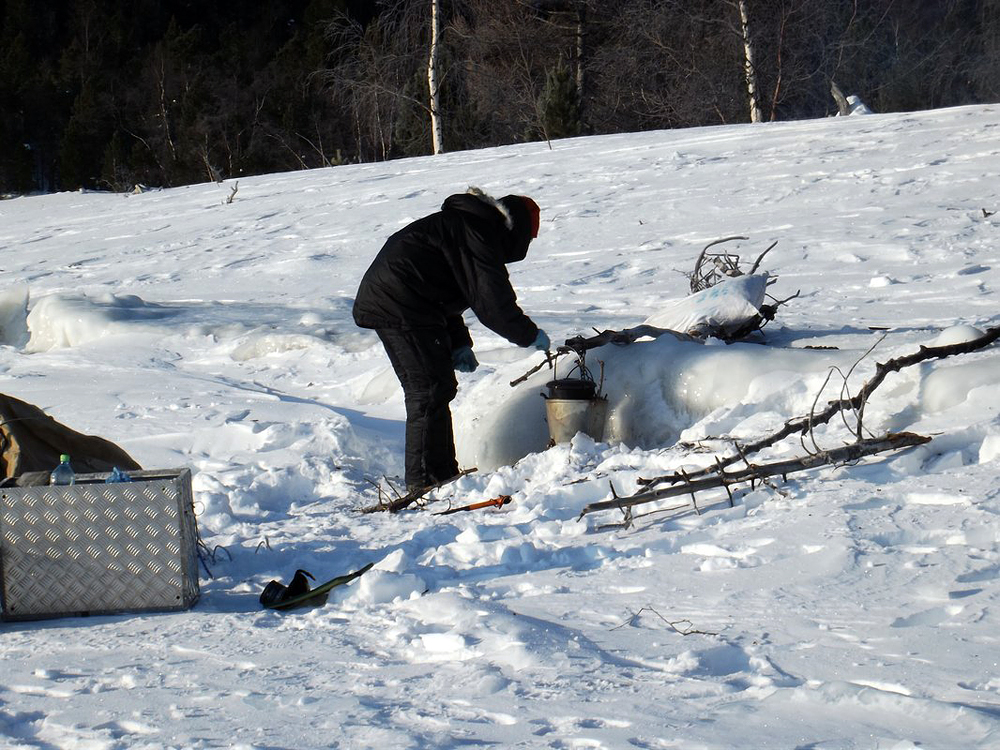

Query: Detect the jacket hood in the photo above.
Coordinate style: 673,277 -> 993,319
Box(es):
498,195 -> 534,262
441,187 -> 532,263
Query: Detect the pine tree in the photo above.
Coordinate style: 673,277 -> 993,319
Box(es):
538,56 -> 581,141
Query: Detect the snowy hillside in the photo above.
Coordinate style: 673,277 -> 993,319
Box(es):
0,103 -> 999,749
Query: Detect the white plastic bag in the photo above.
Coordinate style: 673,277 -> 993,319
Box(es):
642,273 -> 769,338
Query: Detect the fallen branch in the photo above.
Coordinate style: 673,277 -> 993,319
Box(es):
638,323 -> 1000,490
689,236 -> 747,292
562,324 -> 697,352
510,325 -> 695,387
358,475 -> 398,513
509,349 -> 566,387
748,241 -> 778,275
579,431 -> 930,518
611,606 -> 719,637
359,468 -> 476,514
689,236 -> 776,293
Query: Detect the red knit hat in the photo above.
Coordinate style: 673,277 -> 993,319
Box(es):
521,196 -> 540,238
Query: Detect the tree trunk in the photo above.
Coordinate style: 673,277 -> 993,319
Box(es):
575,2 -> 586,127
738,0 -> 763,123
830,80 -> 851,116
428,0 -> 445,154
156,57 -> 178,164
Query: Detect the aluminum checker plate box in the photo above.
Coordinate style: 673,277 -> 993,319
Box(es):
0,468 -> 200,621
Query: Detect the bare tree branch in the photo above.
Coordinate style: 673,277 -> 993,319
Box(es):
580,432 -> 930,518
509,325 -> 697,387
638,323 -> 1000,491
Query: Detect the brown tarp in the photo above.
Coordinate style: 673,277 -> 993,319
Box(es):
0,393 -> 141,481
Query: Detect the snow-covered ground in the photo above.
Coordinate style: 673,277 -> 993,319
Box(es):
1,103 -> 999,749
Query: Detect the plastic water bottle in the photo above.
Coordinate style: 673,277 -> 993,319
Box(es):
50,454 -> 75,486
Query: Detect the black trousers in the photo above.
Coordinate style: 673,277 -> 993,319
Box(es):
376,328 -> 460,491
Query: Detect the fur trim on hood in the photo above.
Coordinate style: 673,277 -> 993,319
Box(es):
466,186 -> 513,229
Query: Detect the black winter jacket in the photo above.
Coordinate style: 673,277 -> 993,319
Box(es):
352,190 -> 539,349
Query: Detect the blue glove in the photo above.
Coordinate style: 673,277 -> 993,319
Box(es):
531,329 -> 550,351
452,346 -> 479,373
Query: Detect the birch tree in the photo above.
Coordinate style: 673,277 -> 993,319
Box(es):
736,0 -> 763,123
428,0 -> 444,154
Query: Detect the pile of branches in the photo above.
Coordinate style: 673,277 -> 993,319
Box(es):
510,236 -> 793,387
579,324 -> 1000,527
688,236 -> 800,341
688,235 -> 776,293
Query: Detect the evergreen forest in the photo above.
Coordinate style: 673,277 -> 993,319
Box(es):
2,0 -> 997,194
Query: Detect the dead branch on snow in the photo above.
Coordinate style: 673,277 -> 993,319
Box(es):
579,432 -> 930,519
509,325 -> 696,387
580,323 -> 999,522
636,323 -> 1000,492
359,468 -> 477,514
689,236 -> 777,293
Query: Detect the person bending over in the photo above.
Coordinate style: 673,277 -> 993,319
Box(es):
353,187 -> 549,492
